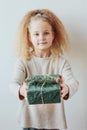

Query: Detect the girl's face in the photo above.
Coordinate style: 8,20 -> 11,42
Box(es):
29,19 -> 54,53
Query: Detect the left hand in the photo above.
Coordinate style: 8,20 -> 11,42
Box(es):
56,76 -> 69,99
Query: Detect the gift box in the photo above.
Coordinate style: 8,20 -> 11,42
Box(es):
26,74 -> 61,104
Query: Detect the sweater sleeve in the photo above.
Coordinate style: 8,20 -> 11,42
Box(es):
59,58 -> 79,99
9,58 -> 27,99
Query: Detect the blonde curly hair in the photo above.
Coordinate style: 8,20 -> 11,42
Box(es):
14,9 -> 70,60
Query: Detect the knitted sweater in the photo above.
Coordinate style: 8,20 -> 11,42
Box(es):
10,55 -> 78,129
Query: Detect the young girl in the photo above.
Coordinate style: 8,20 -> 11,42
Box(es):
10,9 -> 79,130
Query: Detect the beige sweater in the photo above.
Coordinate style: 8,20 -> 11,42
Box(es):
10,55 -> 78,129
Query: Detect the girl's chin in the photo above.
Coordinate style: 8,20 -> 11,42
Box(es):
38,47 -> 49,50
38,45 -> 51,49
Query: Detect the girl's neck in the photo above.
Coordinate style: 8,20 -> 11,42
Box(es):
34,50 -> 51,58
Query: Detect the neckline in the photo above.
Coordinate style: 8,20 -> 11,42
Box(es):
32,55 -> 52,60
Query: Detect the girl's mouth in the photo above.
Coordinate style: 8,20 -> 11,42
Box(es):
39,42 -> 47,45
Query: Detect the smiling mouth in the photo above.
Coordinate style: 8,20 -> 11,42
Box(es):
39,42 -> 47,45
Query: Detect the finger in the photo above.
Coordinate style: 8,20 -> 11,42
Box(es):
25,93 -> 27,100
59,75 -> 64,83
23,82 -> 28,89
60,83 -> 65,90
61,93 -> 66,98
24,89 -> 28,99
55,77 -> 60,83
60,84 -> 65,96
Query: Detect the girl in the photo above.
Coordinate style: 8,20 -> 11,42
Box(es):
10,9 -> 79,130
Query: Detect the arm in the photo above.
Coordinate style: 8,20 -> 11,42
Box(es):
10,58 -> 27,100
59,58 -> 79,100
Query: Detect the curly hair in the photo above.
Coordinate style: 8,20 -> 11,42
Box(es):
14,9 -> 70,60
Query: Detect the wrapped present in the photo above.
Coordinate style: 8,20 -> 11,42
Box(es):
26,74 -> 61,104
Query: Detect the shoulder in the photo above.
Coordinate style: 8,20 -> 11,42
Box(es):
15,57 -> 28,70
57,56 -> 71,72
56,55 -> 68,65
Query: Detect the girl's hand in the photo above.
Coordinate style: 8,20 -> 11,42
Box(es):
19,82 -> 28,100
58,76 -> 69,99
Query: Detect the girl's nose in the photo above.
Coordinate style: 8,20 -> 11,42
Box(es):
39,34 -> 45,40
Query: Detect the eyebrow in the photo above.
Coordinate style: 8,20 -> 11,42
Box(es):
33,30 -> 50,33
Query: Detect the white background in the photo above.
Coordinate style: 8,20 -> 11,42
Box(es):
0,0 -> 87,130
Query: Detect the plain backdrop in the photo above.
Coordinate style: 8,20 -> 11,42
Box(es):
0,0 -> 87,130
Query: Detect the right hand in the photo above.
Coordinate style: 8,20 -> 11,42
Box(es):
19,82 -> 28,99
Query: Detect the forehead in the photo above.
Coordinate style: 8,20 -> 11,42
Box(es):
29,19 -> 52,32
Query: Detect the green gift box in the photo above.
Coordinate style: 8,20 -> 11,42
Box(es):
26,74 -> 61,104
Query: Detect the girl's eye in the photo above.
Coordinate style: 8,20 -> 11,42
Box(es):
34,33 -> 39,36
44,32 -> 49,35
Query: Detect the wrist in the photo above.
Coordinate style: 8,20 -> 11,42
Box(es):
63,86 -> 69,100
18,87 -> 25,100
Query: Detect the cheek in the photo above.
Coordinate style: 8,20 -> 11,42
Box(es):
47,32 -> 54,43
29,34 -> 32,43
29,35 -> 35,43
52,32 -> 54,41
50,35 -> 54,43
30,37 -> 38,45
